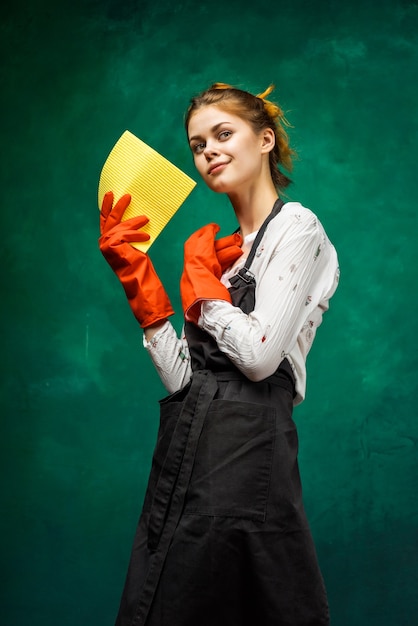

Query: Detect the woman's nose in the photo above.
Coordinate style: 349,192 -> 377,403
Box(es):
203,141 -> 219,159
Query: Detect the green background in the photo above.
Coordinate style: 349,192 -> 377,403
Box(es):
1,0 -> 417,624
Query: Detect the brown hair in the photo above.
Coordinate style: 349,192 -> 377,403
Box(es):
185,82 -> 295,190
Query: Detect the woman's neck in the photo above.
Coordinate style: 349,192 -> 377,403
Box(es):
228,182 -> 279,239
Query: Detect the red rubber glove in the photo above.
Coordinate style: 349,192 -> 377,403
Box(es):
180,224 -> 243,325
214,232 -> 243,272
99,192 -> 174,329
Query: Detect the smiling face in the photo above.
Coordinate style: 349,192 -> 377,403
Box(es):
187,105 -> 275,195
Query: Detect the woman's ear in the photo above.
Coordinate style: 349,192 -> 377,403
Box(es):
260,127 -> 276,154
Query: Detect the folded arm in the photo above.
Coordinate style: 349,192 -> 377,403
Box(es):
197,211 -> 339,381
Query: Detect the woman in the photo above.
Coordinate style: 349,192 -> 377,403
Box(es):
99,83 -> 339,626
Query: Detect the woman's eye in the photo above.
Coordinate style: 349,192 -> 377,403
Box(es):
219,130 -> 232,141
192,142 -> 205,154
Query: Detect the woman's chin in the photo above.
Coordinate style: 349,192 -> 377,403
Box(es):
205,177 -> 234,195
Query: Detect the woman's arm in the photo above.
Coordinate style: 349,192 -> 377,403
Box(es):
198,207 -> 339,381
143,320 -> 193,393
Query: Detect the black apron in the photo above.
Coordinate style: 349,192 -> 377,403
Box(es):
115,200 -> 329,626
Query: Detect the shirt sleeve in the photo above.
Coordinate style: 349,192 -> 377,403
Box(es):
143,320 -> 193,393
198,209 -> 338,382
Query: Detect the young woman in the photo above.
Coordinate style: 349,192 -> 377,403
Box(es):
99,83 -> 339,626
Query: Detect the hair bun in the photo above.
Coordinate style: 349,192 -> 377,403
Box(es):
256,85 -> 275,100
256,85 -> 288,125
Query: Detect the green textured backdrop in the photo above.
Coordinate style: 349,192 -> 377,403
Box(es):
1,0 -> 417,624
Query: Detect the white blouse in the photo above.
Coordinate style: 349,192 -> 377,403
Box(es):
143,202 -> 340,405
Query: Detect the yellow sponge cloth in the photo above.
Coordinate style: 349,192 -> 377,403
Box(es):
98,131 -> 196,252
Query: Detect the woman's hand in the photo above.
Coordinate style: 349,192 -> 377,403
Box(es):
214,232 -> 243,272
99,192 -> 174,329
180,224 -> 242,325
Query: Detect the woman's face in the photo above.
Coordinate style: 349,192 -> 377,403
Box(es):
187,105 -> 273,194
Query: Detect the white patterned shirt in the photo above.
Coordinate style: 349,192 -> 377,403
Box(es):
143,202 -> 339,405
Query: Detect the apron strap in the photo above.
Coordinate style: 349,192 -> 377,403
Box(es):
233,197 -> 284,284
246,197 -> 284,270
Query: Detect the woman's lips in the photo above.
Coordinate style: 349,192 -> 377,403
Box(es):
209,162 -> 228,175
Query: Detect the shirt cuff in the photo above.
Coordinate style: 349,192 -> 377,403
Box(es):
142,319 -> 172,349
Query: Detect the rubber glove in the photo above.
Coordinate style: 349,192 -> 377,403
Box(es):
99,192 -> 174,329
214,232 -> 243,272
180,223 -> 243,325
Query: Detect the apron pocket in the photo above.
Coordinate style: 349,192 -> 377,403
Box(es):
184,399 -> 275,521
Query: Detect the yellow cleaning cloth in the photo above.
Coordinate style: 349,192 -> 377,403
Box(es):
98,130 -> 196,252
